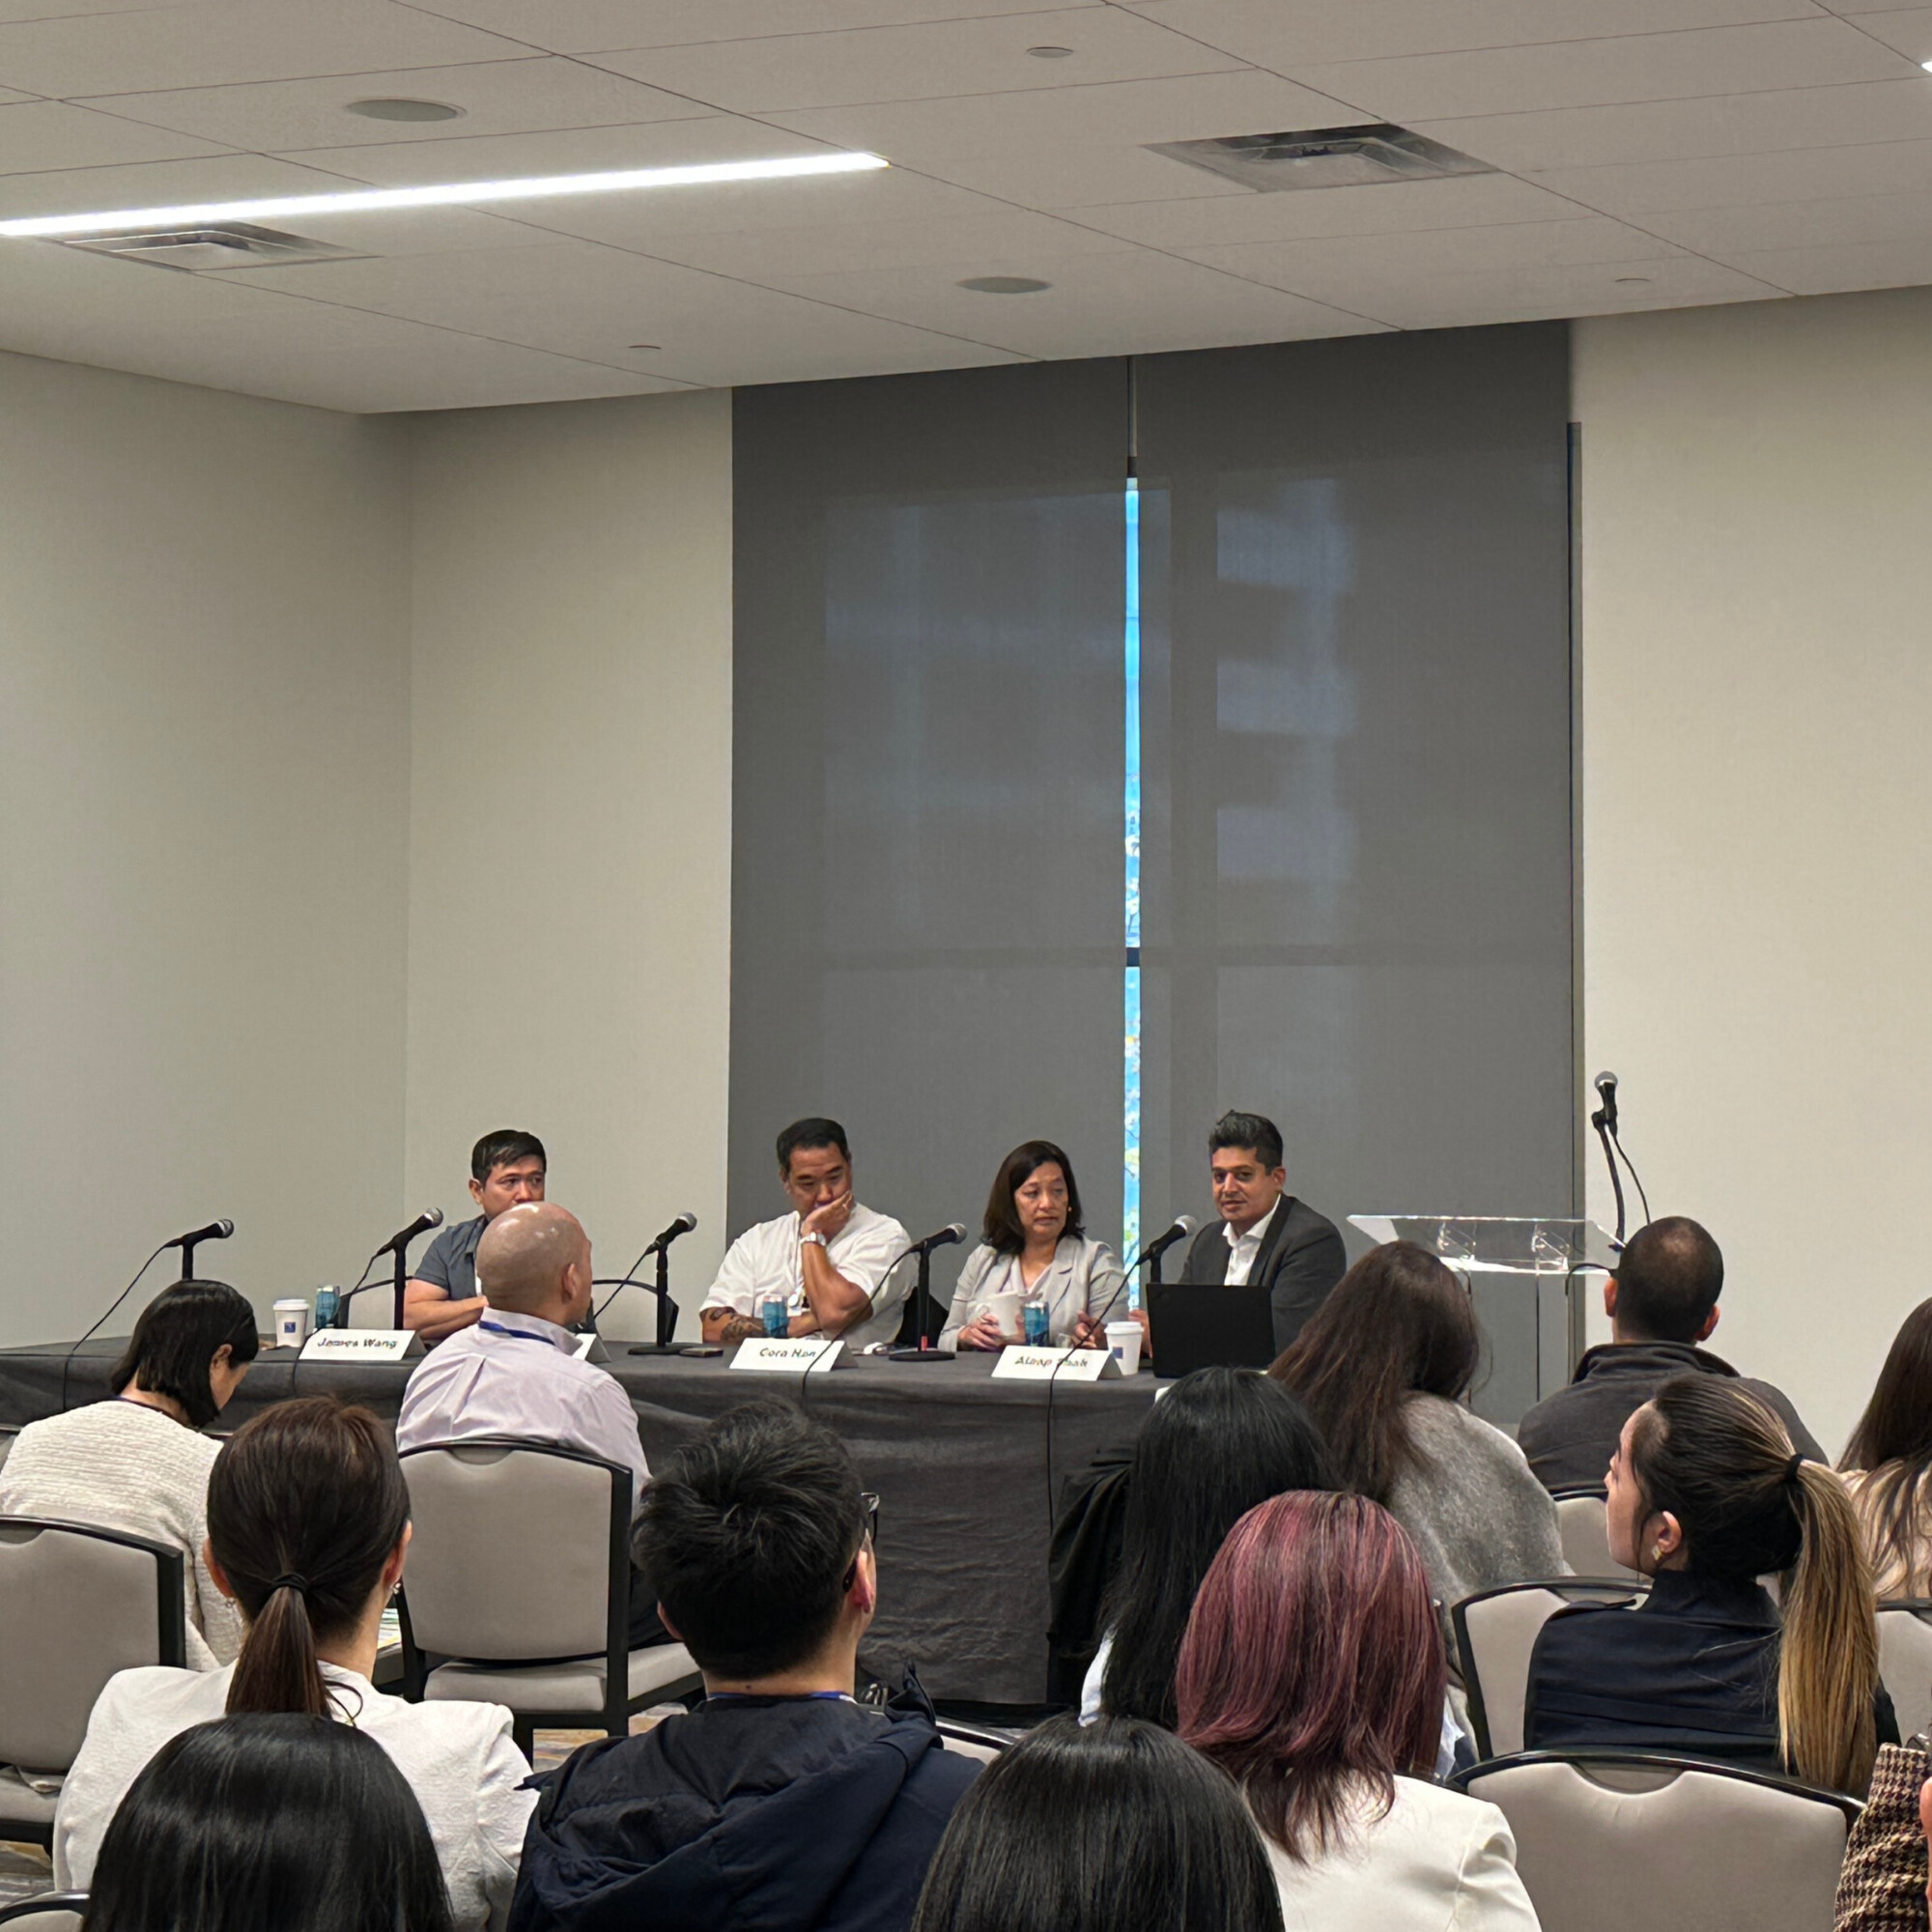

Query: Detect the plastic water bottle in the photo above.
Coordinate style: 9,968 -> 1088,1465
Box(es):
312,1286 -> 340,1331
759,1295 -> 789,1339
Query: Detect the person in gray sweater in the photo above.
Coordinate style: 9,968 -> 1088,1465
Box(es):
1270,1241 -> 1567,1648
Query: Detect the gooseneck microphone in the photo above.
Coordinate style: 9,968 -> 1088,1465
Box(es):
1588,1071 -> 1650,1245
336,1209 -> 445,1329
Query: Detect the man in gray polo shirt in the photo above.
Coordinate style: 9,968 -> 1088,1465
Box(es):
403,1127 -> 546,1344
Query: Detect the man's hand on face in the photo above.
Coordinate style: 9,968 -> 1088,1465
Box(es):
804,1190 -> 855,1243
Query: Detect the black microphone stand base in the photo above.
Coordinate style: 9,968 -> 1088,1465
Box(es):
886,1344 -> 956,1362
625,1343 -> 684,1355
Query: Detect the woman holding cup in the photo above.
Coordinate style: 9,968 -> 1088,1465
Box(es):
941,1141 -> 1126,1352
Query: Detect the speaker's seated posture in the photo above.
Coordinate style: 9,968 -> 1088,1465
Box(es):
509,1402 -> 979,1932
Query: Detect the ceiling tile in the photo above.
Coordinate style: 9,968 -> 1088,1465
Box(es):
1416,77 -> 1932,172
907,140 -> 1251,205
1287,19 -> 1914,124
1054,171 -> 1587,248
399,0 -> 1101,57
220,237 -> 1031,386
88,58 -> 715,155
0,0 -> 173,20
1525,138 -> 1932,214
1838,6 -> 1932,55
1640,183 -> 1932,251
0,99 -> 233,175
1181,214 -> 1690,305
1122,0 -> 1831,67
1321,252 -> 1786,328
1715,233 -> 1932,293
738,244 -> 1382,356
588,10 -> 1242,112
758,69 -> 1360,162
0,1 -> 531,100
0,151 -> 364,221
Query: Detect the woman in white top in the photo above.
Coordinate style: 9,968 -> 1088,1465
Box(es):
0,1280 -> 257,1668
1177,1490 -> 1540,1932
55,1397 -> 534,1932
940,1140 -> 1125,1351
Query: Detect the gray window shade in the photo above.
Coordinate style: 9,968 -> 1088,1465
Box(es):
1135,326 -> 1575,1418
731,364 -> 1128,1304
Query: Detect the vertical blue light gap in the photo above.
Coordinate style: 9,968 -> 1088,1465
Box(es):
1123,477 -> 1142,1277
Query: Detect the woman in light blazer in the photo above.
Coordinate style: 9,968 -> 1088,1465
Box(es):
941,1140 -> 1126,1350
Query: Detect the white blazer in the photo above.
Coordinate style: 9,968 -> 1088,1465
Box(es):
1264,1776 -> 1541,1932
939,1236 -> 1127,1350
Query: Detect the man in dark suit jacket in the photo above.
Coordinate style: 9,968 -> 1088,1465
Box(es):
1177,1110 -> 1348,1353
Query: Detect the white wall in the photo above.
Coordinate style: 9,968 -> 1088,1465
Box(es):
0,348 -> 412,1341
405,390 -> 732,1337
1575,286 -> 1932,1455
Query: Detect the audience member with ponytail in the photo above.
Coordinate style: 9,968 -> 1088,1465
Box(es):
1525,1374 -> 1894,1795
53,1397 -> 534,1930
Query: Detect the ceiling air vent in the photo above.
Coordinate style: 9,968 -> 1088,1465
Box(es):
1149,124 -> 1493,193
55,222 -> 363,270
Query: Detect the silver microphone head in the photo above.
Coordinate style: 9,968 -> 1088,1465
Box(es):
944,1221 -> 968,1242
674,1211 -> 698,1235
1173,1214 -> 1199,1237
1593,1070 -> 1618,1097
422,1207 -> 445,1230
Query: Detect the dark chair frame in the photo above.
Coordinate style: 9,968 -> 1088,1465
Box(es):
1451,1577 -> 1645,1761
0,1516 -> 187,1848
1450,1747 -> 1864,1823
0,1892 -> 91,1923
396,1441 -> 681,1758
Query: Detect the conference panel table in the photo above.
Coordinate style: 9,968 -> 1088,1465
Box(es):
0,1338 -> 1154,1708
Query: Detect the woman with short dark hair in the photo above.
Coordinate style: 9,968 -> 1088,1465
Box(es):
1270,1242 -> 1566,1641
1840,1298 -> 1932,1598
941,1141 -> 1125,1351
85,1714 -> 456,1932
1087,1366 -> 1332,1727
910,1715 -> 1284,1932
0,1280 -> 258,1667
54,1398 -> 534,1931
1178,1492 -> 1539,1930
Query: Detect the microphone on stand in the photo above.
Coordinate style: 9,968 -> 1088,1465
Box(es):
1589,1071 -> 1628,1246
886,1224 -> 968,1363
1137,1213 -> 1199,1288
335,1209 -> 443,1328
162,1217 -> 234,1282
595,1211 -> 699,1353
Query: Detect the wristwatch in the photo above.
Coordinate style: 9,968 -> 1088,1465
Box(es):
800,1232 -> 829,1249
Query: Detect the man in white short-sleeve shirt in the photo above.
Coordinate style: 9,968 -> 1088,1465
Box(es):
701,1118 -> 910,1350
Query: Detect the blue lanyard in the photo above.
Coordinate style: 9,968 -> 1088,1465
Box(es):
707,1690 -> 854,1703
477,1321 -> 556,1346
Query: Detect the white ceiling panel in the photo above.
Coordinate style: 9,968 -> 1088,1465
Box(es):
588,10 -> 1243,113
0,0 -> 173,21
743,245 -> 1382,356
1325,252 -> 1787,329
403,0 -> 1102,57
1640,183 -> 1932,251
0,152 -> 362,221
1525,138 -> 1932,215
1122,0 -> 1831,69
760,69 -> 1360,161
1287,19 -> 1914,125
906,139 -> 1250,205
1716,234 -> 1932,293
0,99 -> 231,175
1417,77 -> 1932,174
1055,172 -> 1588,248
0,1 -> 529,101
223,238 -> 1029,386
1838,7 -> 1932,55
87,58 -> 717,155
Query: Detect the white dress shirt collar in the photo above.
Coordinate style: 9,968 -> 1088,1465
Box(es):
1223,1194 -> 1284,1287
473,1305 -> 575,1352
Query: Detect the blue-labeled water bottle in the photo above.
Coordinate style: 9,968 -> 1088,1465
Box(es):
313,1285 -> 340,1332
759,1294 -> 790,1339
1023,1297 -> 1050,1346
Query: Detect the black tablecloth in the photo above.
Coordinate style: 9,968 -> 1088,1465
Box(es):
0,1340 -> 1154,1706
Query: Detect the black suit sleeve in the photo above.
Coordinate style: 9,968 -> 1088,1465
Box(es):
1264,1210 -> 1348,1353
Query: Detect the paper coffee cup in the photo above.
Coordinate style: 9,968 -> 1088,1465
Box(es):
984,1292 -> 1025,1339
272,1299 -> 310,1349
1105,1319 -> 1143,1376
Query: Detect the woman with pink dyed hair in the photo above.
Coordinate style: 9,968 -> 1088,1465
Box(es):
1177,1492 -> 1540,1932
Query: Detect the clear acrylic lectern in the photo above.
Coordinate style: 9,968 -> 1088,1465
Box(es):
1348,1216 -> 1621,1432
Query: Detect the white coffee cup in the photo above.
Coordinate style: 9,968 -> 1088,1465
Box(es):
272,1299 -> 310,1349
1105,1319 -> 1143,1376
982,1292 -> 1025,1340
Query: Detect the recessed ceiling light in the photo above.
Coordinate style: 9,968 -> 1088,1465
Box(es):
628,342 -> 661,352
346,98 -> 464,123
1613,274 -> 1652,285
0,150 -> 889,240
958,274 -> 1049,294
1028,45 -> 1075,57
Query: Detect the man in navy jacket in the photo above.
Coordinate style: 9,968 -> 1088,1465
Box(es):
509,1401 -> 978,1932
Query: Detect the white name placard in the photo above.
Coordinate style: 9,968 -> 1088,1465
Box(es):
730,1337 -> 845,1375
298,1328 -> 422,1364
990,1346 -> 1120,1382
573,1333 -> 610,1364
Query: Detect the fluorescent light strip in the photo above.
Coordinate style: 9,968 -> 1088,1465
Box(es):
0,151 -> 888,240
